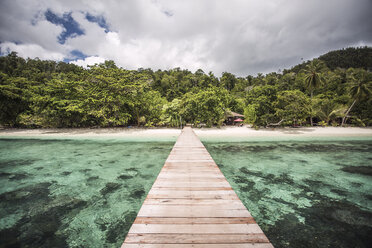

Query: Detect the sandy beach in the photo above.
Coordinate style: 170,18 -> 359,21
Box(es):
1,126 -> 372,139
194,126 -> 372,139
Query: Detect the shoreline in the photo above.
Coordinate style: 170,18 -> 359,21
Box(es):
1,127 -> 372,140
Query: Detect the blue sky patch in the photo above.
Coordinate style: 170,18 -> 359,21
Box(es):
63,49 -> 88,62
45,9 -> 84,44
85,13 -> 110,33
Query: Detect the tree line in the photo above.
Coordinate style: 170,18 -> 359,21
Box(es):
0,47 -> 371,128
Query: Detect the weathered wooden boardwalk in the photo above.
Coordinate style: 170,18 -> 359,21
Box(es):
122,127 -> 273,247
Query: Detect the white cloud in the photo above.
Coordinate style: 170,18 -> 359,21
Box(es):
0,0 -> 371,76
0,42 -> 64,60
0,1 -> 65,52
106,32 -> 120,46
70,56 -> 105,67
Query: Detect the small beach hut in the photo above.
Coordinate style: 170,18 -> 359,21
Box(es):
225,111 -> 245,125
234,118 -> 243,122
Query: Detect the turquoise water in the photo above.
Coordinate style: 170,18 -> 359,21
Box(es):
0,138 -> 174,247
204,138 -> 372,248
1,135 -> 371,248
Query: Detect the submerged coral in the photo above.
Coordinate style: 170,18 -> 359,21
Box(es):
0,138 -> 173,247
206,139 -> 372,248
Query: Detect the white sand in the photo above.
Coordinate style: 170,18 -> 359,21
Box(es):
0,127 -> 181,138
1,126 -> 372,139
194,126 -> 372,138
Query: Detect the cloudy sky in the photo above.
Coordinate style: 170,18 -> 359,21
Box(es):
0,0 -> 371,76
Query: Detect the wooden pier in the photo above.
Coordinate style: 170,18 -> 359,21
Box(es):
122,127 -> 273,247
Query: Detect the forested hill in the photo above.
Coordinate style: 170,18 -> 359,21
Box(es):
319,47 -> 372,70
287,46 -> 372,73
0,47 -> 371,128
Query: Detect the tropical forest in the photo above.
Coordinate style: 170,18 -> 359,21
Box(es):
1,46 -> 371,128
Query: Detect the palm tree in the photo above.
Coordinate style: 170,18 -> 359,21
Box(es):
304,59 -> 325,126
341,69 -> 371,126
315,99 -> 346,125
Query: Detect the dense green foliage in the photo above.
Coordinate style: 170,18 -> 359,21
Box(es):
286,46 -> 372,74
0,48 -> 371,128
318,46 -> 372,71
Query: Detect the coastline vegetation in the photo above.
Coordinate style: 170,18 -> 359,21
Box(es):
0,47 -> 371,128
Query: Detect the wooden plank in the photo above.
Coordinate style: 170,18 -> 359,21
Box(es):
144,198 -> 244,206
137,207 -> 251,217
122,244 -> 274,248
166,157 -> 213,160
156,175 -> 226,179
157,173 -> 223,177
162,163 -> 217,166
153,178 -> 228,183
170,152 -> 208,154
160,168 -> 220,171
150,187 -> 232,191
124,233 -> 270,244
133,217 -> 256,224
152,182 -> 231,188
163,163 -> 218,167
147,194 -> 239,200
122,127 -> 272,247
142,204 -> 246,210
158,171 -> 220,174
148,190 -> 237,196
170,151 -> 209,153
163,167 -> 216,169
167,154 -> 212,157
129,224 -> 263,234
166,160 -> 215,163
162,166 -> 218,169
162,165 -> 218,168
166,158 -> 213,161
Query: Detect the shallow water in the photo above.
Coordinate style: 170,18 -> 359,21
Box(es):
204,138 -> 372,248
1,136 -> 371,248
0,138 -> 174,248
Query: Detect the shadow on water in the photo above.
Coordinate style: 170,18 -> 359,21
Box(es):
266,198 -> 372,248
341,165 -> 372,176
0,183 -> 87,248
105,211 -> 137,244
129,187 -> 145,199
100,183 -> 122,196
0,159 -> 38,169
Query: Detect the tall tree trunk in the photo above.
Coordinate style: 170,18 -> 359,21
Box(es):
136,110 -> 140,127
310,91 -> 313,126
341,99 -> 357,127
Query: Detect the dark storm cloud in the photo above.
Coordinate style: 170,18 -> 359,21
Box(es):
0,0 -> 371,76
207,0 -> 372,75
